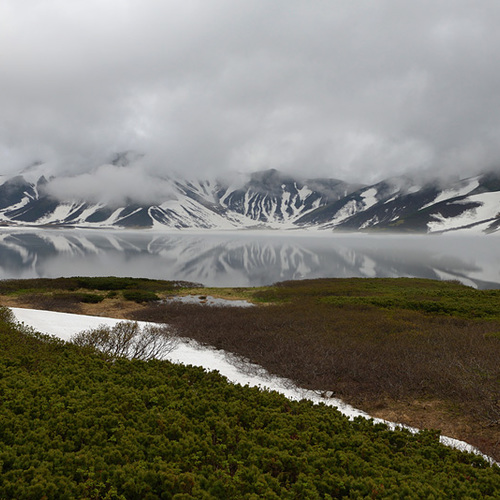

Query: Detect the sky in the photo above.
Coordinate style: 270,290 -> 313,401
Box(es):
2,0 -> 500,187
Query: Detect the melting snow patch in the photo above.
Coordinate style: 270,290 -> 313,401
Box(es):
360,188 -> 378,209
427,192 -> 500,233
421,178 -> 481,210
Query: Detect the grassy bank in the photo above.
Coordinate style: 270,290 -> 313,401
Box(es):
1,276 -> 500,462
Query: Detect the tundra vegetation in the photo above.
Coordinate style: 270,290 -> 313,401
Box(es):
0,305 -> 499,499
135,277 -> 500,462
1,277 -> 500,495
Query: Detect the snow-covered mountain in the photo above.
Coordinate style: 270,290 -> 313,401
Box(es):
0,168 -> 359,230
1,164 -> 500,233
297,172 -> 500,234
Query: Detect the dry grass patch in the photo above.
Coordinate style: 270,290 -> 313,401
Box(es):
78,298 -> 147,319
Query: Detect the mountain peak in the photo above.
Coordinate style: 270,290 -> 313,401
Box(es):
249,169 -> 297,193
110,151 -> 144,167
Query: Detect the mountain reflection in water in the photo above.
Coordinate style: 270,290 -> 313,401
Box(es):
0,229 -> 499,289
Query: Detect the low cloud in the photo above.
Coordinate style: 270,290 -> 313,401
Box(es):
45,163 -> 177,206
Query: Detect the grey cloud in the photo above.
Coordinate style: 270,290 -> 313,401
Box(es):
45,162 -> 177,206
2,0 -> 500,190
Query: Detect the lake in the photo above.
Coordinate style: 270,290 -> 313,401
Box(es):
0,228 -> 499,288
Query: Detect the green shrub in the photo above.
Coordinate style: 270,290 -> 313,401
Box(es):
122,290 -> 159,303
76,277 -> 141,291
0,312 -> 498,499
80,293 -> 105,304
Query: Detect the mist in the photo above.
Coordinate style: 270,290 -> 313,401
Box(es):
2,0 -> 500,193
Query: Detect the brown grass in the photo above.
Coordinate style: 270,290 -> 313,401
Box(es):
0,294 -> 148,319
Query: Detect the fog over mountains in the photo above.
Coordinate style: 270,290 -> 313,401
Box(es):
1,159 -> 500,234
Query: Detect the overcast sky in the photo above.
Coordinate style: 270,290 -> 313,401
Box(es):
2,0 -> 500,185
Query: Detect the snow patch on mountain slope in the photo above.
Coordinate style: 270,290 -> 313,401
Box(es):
447,220 -> 497,235
37,204 -> 78,224
115,207 -> 144,224
317,189 -> 379,230
297,185 -> 313,199
321,199 -> 363,228
155,198 -> 242,229
421,178 -> 480,210
427,192 -> 500,233
75,204 -> 106,223
100,208 -> 126,227
360,188 -> 378,209
1,196 -> 33,216
359,215 -> 379,229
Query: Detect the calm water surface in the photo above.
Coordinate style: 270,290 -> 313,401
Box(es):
0,228 -> 499,288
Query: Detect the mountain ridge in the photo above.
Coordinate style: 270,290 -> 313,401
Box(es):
1,165 -> 499,234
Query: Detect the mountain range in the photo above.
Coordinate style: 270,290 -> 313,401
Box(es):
1,161 -> 500,234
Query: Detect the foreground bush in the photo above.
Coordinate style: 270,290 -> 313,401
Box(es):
0,306 -> 499,499
122,289 -> 160,303
71,321 -> 178,360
